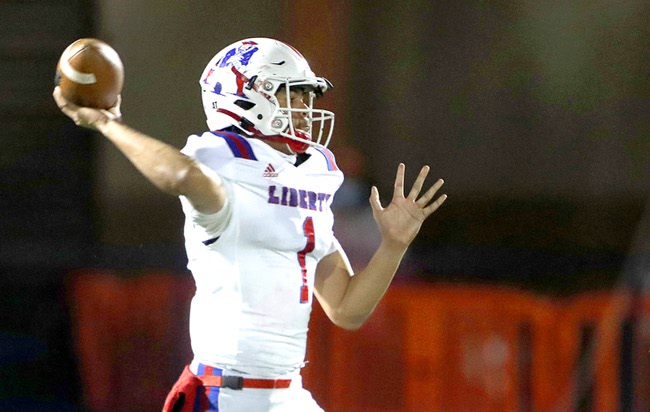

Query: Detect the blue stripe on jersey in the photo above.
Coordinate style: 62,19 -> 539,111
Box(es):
193,386 -> 205,412
315,147 -> 339,171
206,387 -> 220,411
194,364 -> 222,411
202,236 -> 220,246
210,131 -> 258,160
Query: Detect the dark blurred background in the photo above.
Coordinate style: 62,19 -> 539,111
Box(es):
1,0 -> 649,410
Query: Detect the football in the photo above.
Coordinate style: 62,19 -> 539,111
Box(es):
55,38 -> 124,109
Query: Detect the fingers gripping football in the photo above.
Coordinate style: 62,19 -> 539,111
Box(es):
53,86 -> 121,129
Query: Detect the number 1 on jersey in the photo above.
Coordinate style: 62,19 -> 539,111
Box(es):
297,217 -> 315,303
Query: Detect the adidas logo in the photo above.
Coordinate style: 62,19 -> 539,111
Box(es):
263,163 -> 279,178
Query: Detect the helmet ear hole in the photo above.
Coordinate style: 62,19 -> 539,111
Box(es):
262,80 -> 275,92
271,118 -> 284,129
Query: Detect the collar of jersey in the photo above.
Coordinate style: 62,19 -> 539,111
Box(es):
247,137 -> 299,165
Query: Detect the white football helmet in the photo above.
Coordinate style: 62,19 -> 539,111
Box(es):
199,38 -> 334,153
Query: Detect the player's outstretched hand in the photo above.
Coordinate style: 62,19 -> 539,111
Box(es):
53,86 -> 122,130
369,163 -> 446,249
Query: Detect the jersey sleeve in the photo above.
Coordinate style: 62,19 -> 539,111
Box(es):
181,132 -> 236,175
310,147 -> 341,173
325,236 -> 355,277
179,132 -> 238,238
325,236 -> 341,256
179,176 -> 234,239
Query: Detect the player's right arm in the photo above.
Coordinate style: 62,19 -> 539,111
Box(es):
53,87 -> 225,214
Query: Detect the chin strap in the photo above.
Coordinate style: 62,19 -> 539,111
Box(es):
216,108 -> 311,154
255,133 -> 309,154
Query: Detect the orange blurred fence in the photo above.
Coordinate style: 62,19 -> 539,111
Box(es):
67,271 -> 650,412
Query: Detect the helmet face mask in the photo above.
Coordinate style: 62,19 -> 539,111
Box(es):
200,38 -> 334,153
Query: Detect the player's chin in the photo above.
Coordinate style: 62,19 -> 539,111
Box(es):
293,118 -> 309,130
297,127 -> 312,138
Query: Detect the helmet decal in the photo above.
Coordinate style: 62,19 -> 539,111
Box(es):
202,68 -> 215,84
218,41 -> 259,70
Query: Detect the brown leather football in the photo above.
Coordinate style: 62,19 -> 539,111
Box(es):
56,38 -> 124,109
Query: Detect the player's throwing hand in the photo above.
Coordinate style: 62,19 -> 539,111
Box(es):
53,86 -> 122,130
369,163 -> 447,248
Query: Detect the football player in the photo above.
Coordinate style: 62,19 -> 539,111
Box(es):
53,37 -> 446,412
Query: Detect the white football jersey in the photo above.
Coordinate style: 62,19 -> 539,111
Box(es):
180,130 -> 344,377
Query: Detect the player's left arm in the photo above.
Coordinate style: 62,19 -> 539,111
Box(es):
314,163 -> 446,330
